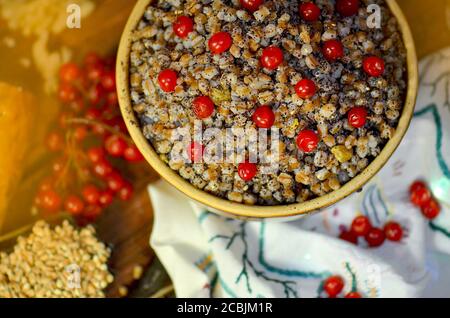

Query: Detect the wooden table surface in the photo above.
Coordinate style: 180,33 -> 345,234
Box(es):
397,0 -> 450,59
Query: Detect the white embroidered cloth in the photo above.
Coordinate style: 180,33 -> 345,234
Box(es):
149,48 -> 450,298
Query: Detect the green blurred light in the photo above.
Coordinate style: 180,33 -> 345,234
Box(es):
431,177 -> 450,203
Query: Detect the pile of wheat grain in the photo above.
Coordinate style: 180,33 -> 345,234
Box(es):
0,220 -> 113,298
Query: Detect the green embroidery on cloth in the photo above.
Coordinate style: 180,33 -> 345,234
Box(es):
414,104 -> 450,238
429,221 -> 450,238
258,222 -> 331,279
414,104 -> 450,179
345,262 -> 358,293
204,216 -> 297,297
362,185 -> 389,226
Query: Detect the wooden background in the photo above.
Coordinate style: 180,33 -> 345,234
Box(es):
0,0 -> 449,297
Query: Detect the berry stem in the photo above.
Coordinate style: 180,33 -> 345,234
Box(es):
52,131 -> 74,190
0,213 -> 71,244
67,118 -> 133,144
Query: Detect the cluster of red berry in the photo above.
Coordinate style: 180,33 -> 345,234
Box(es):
338,180 -> 443,246
322,275 -> 362,298
340,215 -> 404,247
34,52 -> 144,225
159,0 -> 382,182
410,180 -> 441,220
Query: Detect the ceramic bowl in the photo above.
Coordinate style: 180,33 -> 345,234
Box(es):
117,0 -> 418,220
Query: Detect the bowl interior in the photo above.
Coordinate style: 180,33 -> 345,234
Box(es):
117,0 -> 418,219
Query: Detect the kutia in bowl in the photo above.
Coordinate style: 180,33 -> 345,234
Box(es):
117,0 -> 418,220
